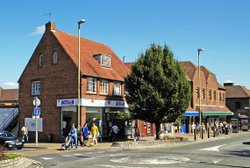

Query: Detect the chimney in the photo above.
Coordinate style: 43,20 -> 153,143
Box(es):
123,56 -> 126,63
45,22 -> 56,31
224,80 -> 234,86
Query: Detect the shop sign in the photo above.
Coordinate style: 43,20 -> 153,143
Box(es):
82,98 -> 128,108
57,99 -> 77,107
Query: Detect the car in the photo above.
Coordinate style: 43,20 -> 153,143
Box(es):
0,130 -> 24,150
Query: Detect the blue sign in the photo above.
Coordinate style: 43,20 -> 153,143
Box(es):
33,107 -> 41,116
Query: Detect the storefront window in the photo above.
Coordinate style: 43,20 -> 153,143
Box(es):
86,107 -> 102,136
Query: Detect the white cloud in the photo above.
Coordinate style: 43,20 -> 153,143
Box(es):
30,25 -> 45,36
3,82 -> 19,89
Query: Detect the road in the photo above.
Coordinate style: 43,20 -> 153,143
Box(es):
29,133 -> 250,168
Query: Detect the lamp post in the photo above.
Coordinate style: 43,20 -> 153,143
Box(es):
198,48 -> 204,139
78,19 -> 85,126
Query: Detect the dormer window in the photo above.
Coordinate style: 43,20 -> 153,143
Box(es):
93,54 -> 111,68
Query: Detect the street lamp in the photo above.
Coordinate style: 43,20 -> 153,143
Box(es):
78,19 -> 86,126
198,48 -> 204,139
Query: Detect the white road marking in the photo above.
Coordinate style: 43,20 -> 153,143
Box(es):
110,155 -> 190,165
200,144 -> 226,152
74,153 -> 84,156
40,157 -> 54,160
61,154 -> 73,157
212,159 -> 223,164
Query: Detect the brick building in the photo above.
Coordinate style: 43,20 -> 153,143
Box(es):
181,61 -> 232,133
18,22 -> 130,142
224,81 -> 250,130
0,87 -> 18,132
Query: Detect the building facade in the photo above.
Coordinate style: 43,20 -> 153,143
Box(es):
18,22 -> 130,142
181,61 -> 232,133
224,81 -> 250,130
0,87 -> 19,132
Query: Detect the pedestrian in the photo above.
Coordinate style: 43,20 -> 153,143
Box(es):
191,122 -> 196,135
91,123 -> 99,146
21,125 -> 28,143
81,123 -> 89,146
111,123 -> 119,142
134,127 -> 140,144
70,124 -> 78,149
77,125 -> 83,146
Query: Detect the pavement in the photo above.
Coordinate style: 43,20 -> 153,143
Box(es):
2,131 -> 249,168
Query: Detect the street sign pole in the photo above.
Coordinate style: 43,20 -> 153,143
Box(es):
33,97 -> 41,147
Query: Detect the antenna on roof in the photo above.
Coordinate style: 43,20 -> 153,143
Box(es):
43,12 -> 52,22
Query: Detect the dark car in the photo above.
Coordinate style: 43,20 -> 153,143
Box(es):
0,130 -> 23,149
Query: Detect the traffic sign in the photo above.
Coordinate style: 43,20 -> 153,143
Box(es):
33,97 -> 41,107
33,107 -> 41,116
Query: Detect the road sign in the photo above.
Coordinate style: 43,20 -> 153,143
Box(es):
33,107 -> 41,116
33,97 -> 41,107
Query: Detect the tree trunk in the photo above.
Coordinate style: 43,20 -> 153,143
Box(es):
155,123 -> 161,140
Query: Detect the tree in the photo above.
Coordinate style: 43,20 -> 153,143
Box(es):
125,44 -> 191,139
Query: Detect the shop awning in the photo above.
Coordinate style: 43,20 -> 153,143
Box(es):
184,111 -> 199,117
202,111 -> 234,117
184,111 -> 234,117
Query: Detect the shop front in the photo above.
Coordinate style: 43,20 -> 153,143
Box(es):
57,98 -> 130,141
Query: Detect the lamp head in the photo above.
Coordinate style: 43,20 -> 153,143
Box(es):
78,19 -> 86,25
198,48 -> 204,52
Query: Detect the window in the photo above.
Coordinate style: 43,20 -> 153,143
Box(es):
209,90 -> 212,100
222,93 -> 225,101
235,102 -> 241,110
93,54 -> 112,68
38,54 -> 43,67
219,92 -> 222,101
114,82 -> 122,96
196,88 -> 200,98
87,77 -> 97,94
32,81 -> 41,95
202,88 -> 205,99
213,91 -> 216,100
52,52 -> 58,64
99,79 -> 108,95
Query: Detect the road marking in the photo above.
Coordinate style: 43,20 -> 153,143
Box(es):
200,144 -> 226,152
74,153 -> 84,156
40,157 -> 54,160
212,159 -> 223,164
61,154 -> 73,157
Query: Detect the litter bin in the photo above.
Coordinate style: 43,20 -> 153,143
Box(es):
231,118 -> 238,133
182,124 -> 186,133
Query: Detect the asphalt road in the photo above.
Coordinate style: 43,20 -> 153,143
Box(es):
29,133 -> 250,168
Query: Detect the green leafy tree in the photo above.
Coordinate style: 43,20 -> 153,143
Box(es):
125,44 -> 191,139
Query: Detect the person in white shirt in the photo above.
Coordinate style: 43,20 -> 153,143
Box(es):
111,123 -> 119,142
21,125 -> 28,143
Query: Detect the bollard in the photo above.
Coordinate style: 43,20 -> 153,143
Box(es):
208,127 -> 210,138
194,129 -> 196,140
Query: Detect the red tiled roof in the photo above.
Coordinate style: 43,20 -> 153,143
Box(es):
0,89 -> 18,101
180,61 -> 196,81
225,85 -> 250,98
51,28 -> 130,81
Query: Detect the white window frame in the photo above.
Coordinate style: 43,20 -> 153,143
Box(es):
52,51 -> 58,64
114,82 -> 122,96
100,79 -> 108,95
87,77 -> 97,94
31,81 -> 41,95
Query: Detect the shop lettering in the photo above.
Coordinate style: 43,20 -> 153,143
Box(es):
116,102 -> 125,106
61,99 -> 75,105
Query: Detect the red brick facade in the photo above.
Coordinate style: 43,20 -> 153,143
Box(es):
18,22 -> 130,142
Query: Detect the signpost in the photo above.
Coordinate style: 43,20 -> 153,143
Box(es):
33,97 -> 41,147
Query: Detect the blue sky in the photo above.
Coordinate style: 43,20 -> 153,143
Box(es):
1,0 -> 250,89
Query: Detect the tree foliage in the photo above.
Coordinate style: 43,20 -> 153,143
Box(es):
125,44 -> 191,139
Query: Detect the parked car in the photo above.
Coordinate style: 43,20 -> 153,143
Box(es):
0,130 -> 23,149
